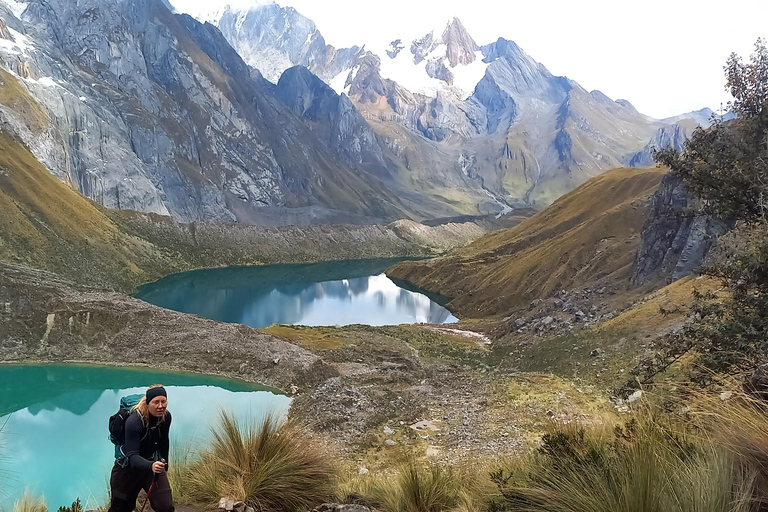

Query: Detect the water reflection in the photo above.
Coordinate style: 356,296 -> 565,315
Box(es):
136,259 -> 457,327
0,365 -> 290,511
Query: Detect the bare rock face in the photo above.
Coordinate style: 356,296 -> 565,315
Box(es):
213,3 -> 363,84
631,173 -> 730,285
0,0 -> 412,223
628,120 -> 697,168
275,65 -> 387,172
441,18 -> 477,67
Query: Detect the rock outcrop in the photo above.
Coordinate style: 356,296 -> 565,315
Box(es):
0,261 -> 336,390
628,119 -> 698,168
631,173 -> 730,286
0,0 -> 416,223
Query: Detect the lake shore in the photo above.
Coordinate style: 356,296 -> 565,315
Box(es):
1,261 -> 611,468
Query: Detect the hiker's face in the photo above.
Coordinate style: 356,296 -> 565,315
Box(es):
148,396 -> 167,418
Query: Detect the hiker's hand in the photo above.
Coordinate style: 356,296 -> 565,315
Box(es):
152,461 -> 166,474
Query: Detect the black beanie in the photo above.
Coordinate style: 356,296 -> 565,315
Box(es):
146,386 -> 167,403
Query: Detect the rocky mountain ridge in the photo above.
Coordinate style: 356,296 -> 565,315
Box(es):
195,2 -> 713,209
0,0 -> 506,225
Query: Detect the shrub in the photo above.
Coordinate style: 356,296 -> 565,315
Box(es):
490,411 -> 759,512
185,412 -> 335,512
56,498 -> 81,512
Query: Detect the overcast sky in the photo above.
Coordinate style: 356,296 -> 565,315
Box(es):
171,0 -> 767,119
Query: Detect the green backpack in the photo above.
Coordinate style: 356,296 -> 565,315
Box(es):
107,394 -> 143,467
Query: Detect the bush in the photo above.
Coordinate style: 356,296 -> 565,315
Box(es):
379,463 -> 458,512
56,499 -> 81,512
490,409 -> 759,512
650,39 -> 768,383
184,412 -> 336,512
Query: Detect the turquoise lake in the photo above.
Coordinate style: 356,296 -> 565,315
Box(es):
135,258 -> 457,327
0,365 -> 291,510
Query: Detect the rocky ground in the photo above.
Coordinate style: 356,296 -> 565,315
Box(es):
0,261 -> 617,467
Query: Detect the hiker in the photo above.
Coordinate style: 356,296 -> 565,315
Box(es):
108,384 -> 174,512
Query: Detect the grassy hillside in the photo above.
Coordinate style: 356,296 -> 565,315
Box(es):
0,131 -> 177,288
0,132 -> 486,290
388,167 -> 667,318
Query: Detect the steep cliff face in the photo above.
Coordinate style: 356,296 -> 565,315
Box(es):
0,0 -> 417,223
628,119 -> 698,168
212,3 -> 363,84
631,173 -> 729,286
275,65 -> 388,173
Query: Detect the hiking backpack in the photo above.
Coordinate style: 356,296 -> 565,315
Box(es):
108,393 -> 143,466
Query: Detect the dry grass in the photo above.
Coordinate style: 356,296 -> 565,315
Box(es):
490,396 -> 768,512
0,69 -> 49,133
0,131 -> 172,288
262,325 -> 350,350
11,491 -> 47,512
336,460 -> 495,512
181,412 -> 336,512
389,167 -> 666,318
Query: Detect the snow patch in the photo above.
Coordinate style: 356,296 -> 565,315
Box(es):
304,29 -> 317,46
234,10 -> 248,34
329,65 -> 358,95
170,0 -> 275,24
452,51 -> 487,98
0,0 -> 27,20
23,76 -> 60,88
0,27 -> 32,55
379,47 -> 445,97
374,40 -> 485,100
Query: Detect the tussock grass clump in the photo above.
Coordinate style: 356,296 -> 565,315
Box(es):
490,402 -> 763,512
184,412 -> 335,512
167,441 -> 197,504
379,463 -> 459,512
337,461 -> 488,512
12,491 -> 47,512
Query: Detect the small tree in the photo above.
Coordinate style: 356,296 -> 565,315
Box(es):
655,38 -> 768,222
647,39 -> 768,384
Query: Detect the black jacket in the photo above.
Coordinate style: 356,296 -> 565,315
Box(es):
123,410 -> 171,471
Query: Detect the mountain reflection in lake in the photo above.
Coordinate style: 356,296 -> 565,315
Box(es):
136,259 -> 457,327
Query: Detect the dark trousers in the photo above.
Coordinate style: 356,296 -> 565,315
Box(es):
108,464 -> 174,512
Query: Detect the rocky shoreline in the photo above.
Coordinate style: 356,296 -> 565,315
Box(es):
0,262 -> 334,390
0,261 -> 611,464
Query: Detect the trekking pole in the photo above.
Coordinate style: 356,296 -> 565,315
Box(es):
139,475 -> 157,512
140,458 -> 167,512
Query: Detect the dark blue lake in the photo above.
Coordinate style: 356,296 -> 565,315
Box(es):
135,259 -> 457,327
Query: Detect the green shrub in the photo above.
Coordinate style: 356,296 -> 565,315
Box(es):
56,498 -> 81,512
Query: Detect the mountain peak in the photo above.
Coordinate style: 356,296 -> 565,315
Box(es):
170,0 -> 275,24
408,16 -> 477,68
439,17 -> 476,67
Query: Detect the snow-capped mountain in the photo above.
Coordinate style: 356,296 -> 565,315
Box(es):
187,1 -> 708,208
200,1 -> 363,84
0,0 -> 713,226
0,0 -> 455,224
